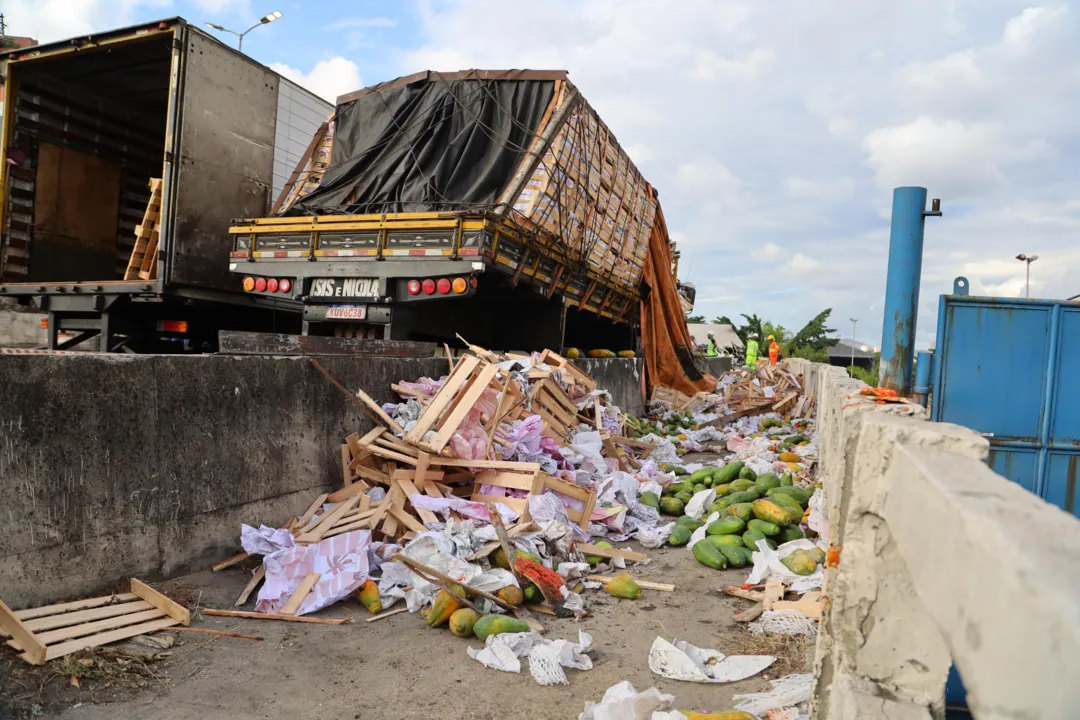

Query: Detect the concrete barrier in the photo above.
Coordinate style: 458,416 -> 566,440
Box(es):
800,359 -> 1080,718
0,352 -> 650,607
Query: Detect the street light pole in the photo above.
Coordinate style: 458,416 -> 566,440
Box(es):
849,317 -> 858,368
205,10 -> 282,51
1015,253 -> 1040,299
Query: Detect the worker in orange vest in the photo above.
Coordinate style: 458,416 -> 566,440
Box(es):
768,335 -> 780,366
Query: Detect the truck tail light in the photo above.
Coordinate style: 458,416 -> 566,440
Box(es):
436,278 -> 451,294
279,278 -> 291,293
254,277 -> 267,292
407,279 -> 421,295
267,278 -> 279,292
452,277 -> 467,293
243,277 -> 255,291
470,276 -> 479,289
421,279 -> 436,294
159,320 -> 189,333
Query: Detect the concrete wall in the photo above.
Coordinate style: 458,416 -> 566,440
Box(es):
0,299 -> 46,348
0,352 -> 647,607
799,358 -> 1080,719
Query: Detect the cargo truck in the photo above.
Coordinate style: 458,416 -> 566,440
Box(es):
228,70 -> 678,352
0,18 -> 332,351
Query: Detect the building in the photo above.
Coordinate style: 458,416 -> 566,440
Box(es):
827,338 -> 876,369
687,323 -> 743,354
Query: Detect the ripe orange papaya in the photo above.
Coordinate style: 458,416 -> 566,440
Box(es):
497,585 -> 524,606
751,499 -> 791,526
448,608 -> 478,637
355,579 -> 382,615
426,585 -> 464,628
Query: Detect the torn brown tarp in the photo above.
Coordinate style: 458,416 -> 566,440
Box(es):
640,205 -> 717,397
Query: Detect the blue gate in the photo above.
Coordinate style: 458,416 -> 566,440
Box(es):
931,277 -> 1080,517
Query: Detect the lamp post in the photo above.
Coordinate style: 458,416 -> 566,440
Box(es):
849,317 -> 858,368
1015,253 -> 1039,299
205,10 -> 282,51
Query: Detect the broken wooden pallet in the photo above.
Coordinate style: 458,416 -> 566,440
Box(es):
530,378 -> 578,442
124,178 -> 162,281
537,349 -> 597,392
0,579 -> 189,665
405,355 -> 501,454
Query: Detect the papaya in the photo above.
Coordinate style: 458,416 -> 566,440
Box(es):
584,540 -> 614,564
724,490 -> 760,505
588,349 -> 617,358
706,517 -> 745,535
676,516 -> 704,531
707,534 -> 745,548
738,466 -> 757,481
702,475 -> 716,489
708,500 -> 730,515
604,573 -> 642,599
717,544 -> 748,568
768,487 -> 812,506
723,502 -> 753,522
689,468 -> 714,484
778,452 -> 802,463
523,583 -> 541,603
497,585 -> 524,606
712,483 -> 732,498
473,614 -> 529,640
566,347 -> 581,359
355,579 -> 382,615
742,528 -> 767,551
808,547 -> 827,564
640,491 -> 660,509
781,550 -> 817,576
449,608 -> 478,637
617,350 -> 636,358
669,481 -> 695,495
668,525 -> 693,546
771,493 -> 804,515
755,473 -> 782,493
659,497 -> 685,516
760,418 -> 782,430
692,538 -> 727,569
712,462 -> 743,484
675,491 -> 694,506
492,547 -> 541,571
729,479 -> 754,493
778,525 -> 806,543
693,484 -> 707,494
747,519 -> 780,536
751,499 -> 791,526
427,585 -> 464,628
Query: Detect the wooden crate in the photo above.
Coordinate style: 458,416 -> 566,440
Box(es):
124,178 -> 162,281
0,579 -> 190,665
405,355 -> 501,454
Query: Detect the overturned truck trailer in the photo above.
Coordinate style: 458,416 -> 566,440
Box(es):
229,70 -> 697,361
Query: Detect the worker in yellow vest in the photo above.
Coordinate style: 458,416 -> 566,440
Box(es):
745,333 -> 759,369
706,333 -> 719,357
768,335 -> 780,366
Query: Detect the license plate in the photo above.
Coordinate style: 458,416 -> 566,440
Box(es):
325,305 -> 367,320
310,277 -> 380,299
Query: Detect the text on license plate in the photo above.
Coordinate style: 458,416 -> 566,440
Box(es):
325,305 -> 367,320
311,277 -> 379,298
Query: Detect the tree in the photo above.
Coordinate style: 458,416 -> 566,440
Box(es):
789,309 -> 839,352
686,314 -> 705,324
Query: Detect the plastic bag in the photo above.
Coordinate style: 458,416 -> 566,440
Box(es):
746,538 -> 825,593
648,637 -> 775,683
683,488 -> 716,520
733,673 -> 814,716
578,681 -> 676,720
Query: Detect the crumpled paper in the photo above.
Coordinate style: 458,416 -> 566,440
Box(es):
408,494 -> 520,526
734,673 -> 814,716
746,538 -> 825,593
256,530 -> 371,615
686,512 -> 720,549
241,524 -> 296,556
647,636 -> 775,683
807,488 -> 828,544
578,681 -> 676,720
467,630 -> 594,685
683,488 -> 716,520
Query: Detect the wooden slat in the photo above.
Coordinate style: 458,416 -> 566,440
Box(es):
42,618 -> 181,663
429,458 -> 541,470
388,506 -> 426,534
472,494 -> 529,514
201,609 -> 351,625
354,387 -> 404,433
406,355 -> 481,443
575,543 -> 647,564
0,600 -> 47,665
280,572 -> 320,615
296,495 -> 361,543
475,470 -> 536,491
541,474 -> 592,502
131,578 -> 191,625
22,601 -> 153,632
392,473 -> 439,525
16,608 -> 167,647
296,494 -> 329,527
11,593 -> 138,621
212,552 -> 249,572
235,566 -> 265,607
589,575 -> 674,592
427,363 -> 500,453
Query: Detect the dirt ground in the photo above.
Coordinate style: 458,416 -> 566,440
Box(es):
2,539 -> 810,720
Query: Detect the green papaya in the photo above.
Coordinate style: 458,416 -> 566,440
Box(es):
778,525 -> 806,543
742,529 -> 767,551
724,490 -> 760,505
712,483 -> 732,497
780,472 -> 794,487
473,614 -> 530,640
807,547 -> 827,564
676,516 -> 704,531
718,544 -> 748,568
723,503 -> 753,522
659,497 -> 685,516
668,525 -> 692,546
706,517 -> 745,535
707,534 -> 745,548
523,583 -> 541,602
729,479 -> 755,493
669,481 -> 694,495
770,493 -> 804,514
708,500 -> 730,515
692,539 -> 727,570
739,466 -> 758,481
640,491 -> 660,509
702,475 -> 716,488
493,548 -> 542,570
584,540 -> 614,564
786,434 -> 808,444
693,484 -> 707,494
768,487 -> 812,505
780,550 -> 817,576
675,491 -> 694,506
747,519 -> 781,536
755,474 -> 782,493
689,468 -> 713,483
712,462 -> 744,485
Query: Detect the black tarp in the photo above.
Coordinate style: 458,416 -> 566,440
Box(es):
288,73 -> 557,215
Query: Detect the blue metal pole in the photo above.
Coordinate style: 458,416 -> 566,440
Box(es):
912,350 -> 933,408
880,187 -> 940,394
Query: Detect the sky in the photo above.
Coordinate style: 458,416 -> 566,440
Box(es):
6,0 -> 1079,349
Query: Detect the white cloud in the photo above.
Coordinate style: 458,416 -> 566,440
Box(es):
3,0 -> 167,43
324,17 -> 399,31
1003,5 -> 1068,52
754,242 -> 785,261
188,0 -> 251,14
786,253 -> 823,273
270,57 -> 363,103
785,176 -> 854,201
675,157 -> 743,197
